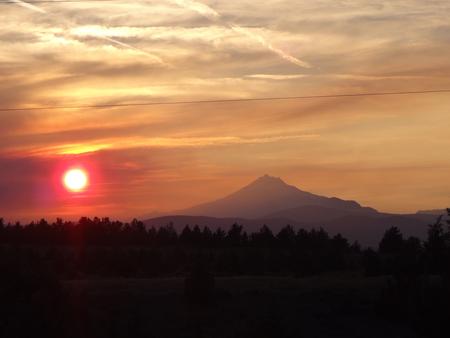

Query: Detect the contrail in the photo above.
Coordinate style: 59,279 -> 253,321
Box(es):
11,0 -> 46,13
11,1 -> 166,64
229,24 -> 311,69
95,36 -> 165,64
172,0 -> 220,20
170,0 -> 311,68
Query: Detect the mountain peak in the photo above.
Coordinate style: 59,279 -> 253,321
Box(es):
253,174 -> 286,185
176,175 -> 372,219
242,175 -> 295,194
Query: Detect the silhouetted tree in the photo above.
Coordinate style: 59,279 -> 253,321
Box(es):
276,225 -> 296,247
180,225 -> 193,245
424,215 -> 449,274
191,225 -> 203,246
251,225 -> 275,247
213,227 -> 226,246
156,223 -> 178,246
350,241 -> 362,253
226,223 -> 244,247
363,248 -> 382,276
201,226 -> 213,247
379,226 -> 404,254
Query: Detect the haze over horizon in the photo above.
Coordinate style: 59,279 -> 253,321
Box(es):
1,0 -> 450,220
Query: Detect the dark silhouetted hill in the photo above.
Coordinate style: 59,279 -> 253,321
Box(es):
416,209 -> 447,215
265,204 -> 378,223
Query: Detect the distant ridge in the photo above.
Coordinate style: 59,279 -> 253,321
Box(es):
143,213 -> 434,247
416,209 -> 448,215
143,175 -> 439,246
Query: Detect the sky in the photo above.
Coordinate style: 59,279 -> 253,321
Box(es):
1,0 -> 450,221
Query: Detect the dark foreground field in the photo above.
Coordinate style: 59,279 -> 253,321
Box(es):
62,274 -> 416,338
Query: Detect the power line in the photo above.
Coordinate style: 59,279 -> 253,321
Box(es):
1,89 -> 450,112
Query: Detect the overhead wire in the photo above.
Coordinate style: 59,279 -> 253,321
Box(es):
1,89 -> 450,112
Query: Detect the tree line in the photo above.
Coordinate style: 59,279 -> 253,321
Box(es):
0,210 -> 449,338
0,216 -> 357,249
0,216 -> 361,277
362,209 -> 450,338
1,212 -> 450,277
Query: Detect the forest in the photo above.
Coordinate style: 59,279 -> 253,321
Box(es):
0,210 -> 449,338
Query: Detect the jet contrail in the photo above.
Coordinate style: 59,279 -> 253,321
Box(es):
11,1 -> 166,65
172,0 -> 220,20
11,0 -> 46,13
170,0 -> 311,68
229,24 -> 311,69
96,36 -> 165,64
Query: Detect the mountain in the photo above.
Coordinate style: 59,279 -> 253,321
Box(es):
177,175 -> 376,219
265,204 -> 379,223
143,175 -> 439,246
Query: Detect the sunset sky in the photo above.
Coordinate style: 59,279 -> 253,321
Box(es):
1,0 -> 449,220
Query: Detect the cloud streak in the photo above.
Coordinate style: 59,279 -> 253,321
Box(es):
91,35 -> 166,65
246,74 -> 307,80
172,0 -> 220,20
12,0 -> 46,13
170,0 -> 311,68
228,24 -> 311,68
11,0 -> 166,65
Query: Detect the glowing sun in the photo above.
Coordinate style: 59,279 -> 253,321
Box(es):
63,168 -> 88,192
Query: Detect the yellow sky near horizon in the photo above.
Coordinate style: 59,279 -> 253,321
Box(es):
0,0 -> 449,220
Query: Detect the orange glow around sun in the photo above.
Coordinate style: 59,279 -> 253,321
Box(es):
63,168 -> 88,192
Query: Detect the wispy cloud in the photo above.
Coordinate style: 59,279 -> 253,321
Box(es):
228,24 -> 311,68
170,0 -> 311,68
5,133 -> 320,156
172,0 -> 220,20
88,35 -> 166,65
246,74 -> 307,80
11,0 -> 166,65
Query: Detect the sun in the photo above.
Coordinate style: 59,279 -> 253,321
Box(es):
63,168 -> 88,192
